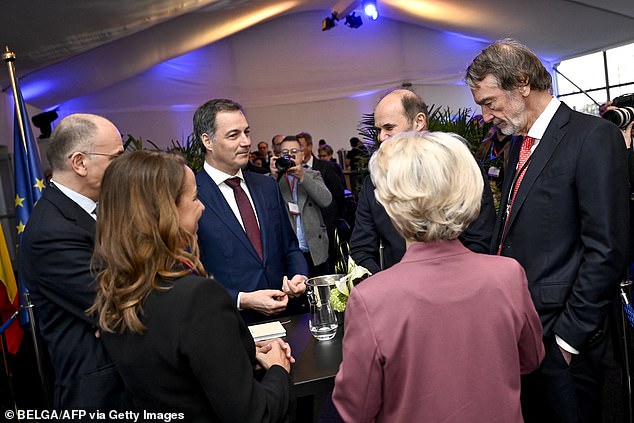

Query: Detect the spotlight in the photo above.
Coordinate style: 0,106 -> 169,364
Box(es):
344,12 -> 363,29
321,1 -> 378,30
322,13 -> 337,31
31,109 -> 59,139
363,0 -> 378,20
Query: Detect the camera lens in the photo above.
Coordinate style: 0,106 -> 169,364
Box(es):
275,155 -> 295,173
603,106 -> 634,130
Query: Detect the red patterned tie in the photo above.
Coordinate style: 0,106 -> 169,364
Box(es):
225,177 -> 263,260
497,136 -> 535,255
511,136 -> 535,203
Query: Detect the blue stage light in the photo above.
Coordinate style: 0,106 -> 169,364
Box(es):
363,1 -> 378,20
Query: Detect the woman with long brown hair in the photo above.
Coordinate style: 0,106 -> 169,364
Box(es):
90,151 -> 293,422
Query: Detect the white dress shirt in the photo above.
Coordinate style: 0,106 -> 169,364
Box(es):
203,162 -> 260,229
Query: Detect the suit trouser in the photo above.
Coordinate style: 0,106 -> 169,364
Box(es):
521,334 -> 608,423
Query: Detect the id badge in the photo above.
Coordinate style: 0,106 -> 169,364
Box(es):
288,202 -> 300,215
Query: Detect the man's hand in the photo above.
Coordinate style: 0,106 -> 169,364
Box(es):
287,162 -> 305,181
624,120 -> 634,149
282,274 -> 307,297
240,289 -> 288,315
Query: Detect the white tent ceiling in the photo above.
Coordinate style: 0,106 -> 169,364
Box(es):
1,0 -> 633,116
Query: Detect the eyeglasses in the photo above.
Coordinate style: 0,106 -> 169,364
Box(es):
68,151 -> 124,159
279,148 -> 302,156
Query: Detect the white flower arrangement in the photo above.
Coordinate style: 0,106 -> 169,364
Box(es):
329,256 -> 372,312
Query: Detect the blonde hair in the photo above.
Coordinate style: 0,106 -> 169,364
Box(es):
90,151 -> 206,334
369,131 -> 482,242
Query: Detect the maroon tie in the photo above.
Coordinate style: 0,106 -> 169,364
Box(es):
225,177 -> 263,259
497,136 -> 535,255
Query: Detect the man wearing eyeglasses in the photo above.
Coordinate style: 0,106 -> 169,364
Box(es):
20,114 -> 129,410
270,136 -> 332,277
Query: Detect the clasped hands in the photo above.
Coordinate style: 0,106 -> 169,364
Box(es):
255,338 -> 295,373
239,274 -> 307,316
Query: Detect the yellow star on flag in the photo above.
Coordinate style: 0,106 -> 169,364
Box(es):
33,178 -> 46,192
16,221 -> 26,234
14,195 -> 25,208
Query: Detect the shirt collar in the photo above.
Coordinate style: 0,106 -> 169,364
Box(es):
305,155 -> 314,168
51,179 -> 97,217
527,96 -> 560,140
203,161 -> 245,186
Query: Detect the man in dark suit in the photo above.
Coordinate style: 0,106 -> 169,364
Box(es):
194,99 -> 308,322
317,144 -> 346,186
19,114 -> 128,409
466,39 -> 629,423
349,88 -> 496,273
297,131 -> 347,271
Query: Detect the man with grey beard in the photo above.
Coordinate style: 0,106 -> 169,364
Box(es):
467,39 -> 629,423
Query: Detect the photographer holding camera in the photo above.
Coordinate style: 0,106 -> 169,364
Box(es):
600,93 -> 634,148
601,94 -> 634,267
270,136 -> 333,277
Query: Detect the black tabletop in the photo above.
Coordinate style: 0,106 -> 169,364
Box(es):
281,313 -> 343,397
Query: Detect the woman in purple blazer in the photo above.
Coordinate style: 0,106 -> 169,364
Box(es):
333,131 -> 544,423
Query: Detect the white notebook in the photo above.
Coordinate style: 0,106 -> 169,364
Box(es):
248,321 -> 287,342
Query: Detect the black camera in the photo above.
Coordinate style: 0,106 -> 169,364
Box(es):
275,155 -> 295,173
603,93 -> 634,129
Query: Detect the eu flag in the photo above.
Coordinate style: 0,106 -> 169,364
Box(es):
13,87 -> 45,245
13,81 -> 45,328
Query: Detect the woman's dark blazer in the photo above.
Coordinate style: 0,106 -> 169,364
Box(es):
103,274 -> 293,423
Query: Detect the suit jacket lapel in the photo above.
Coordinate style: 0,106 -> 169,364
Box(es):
197,171 -> 261,261
491,136 -> 522,250
278,175 -> 291,201
278,174 -> 306,210
298,187 -> 307,210
293,174 -> 308,210
47,183 -> 96,236
506,104 -> 569,231
500,137 -> 523,212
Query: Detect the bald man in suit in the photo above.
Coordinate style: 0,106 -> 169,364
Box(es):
349,88 -> 496,273
20,114 -> 129,409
